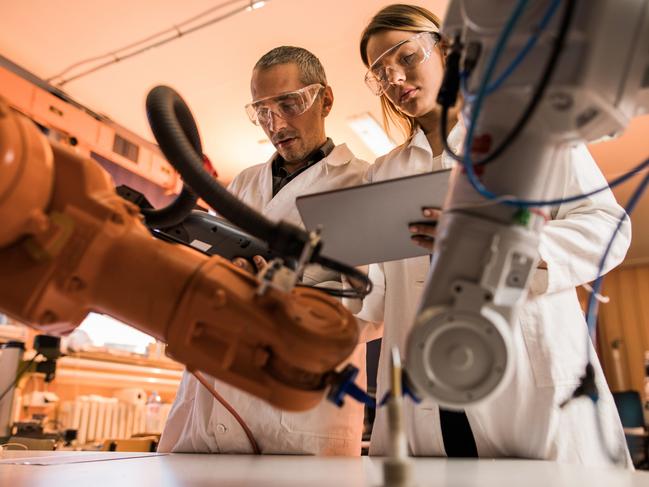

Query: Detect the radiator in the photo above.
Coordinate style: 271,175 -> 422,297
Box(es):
59,395 -> 148,445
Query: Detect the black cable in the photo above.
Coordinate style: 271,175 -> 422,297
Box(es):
440,103 -> 458,159
0,354 -> 41,404
145,85 -> 310,260
441,0 -> 576,166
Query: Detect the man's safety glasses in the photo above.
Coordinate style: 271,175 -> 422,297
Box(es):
245,83 -> 324,126
364,31 -> 441,96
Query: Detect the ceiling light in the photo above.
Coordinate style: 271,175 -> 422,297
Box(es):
348,113 -> 396,157
247,1 -> 266,11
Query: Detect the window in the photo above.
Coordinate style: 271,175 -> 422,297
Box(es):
78,313 -> 155,355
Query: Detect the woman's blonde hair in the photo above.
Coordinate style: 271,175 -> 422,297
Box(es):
360,4 -> 444,141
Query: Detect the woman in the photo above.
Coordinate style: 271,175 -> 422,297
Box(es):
357,4 -> 632,466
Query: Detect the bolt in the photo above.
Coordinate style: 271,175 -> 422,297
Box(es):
110,213 -> 124,225
66,276 -> 85,292
550,92 -> 573,111
253,348 -> 270,367
212,289 -> 227,308
40,311 -> 58,324
124,203 -> 139,216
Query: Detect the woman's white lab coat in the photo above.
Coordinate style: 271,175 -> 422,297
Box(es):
159,143 -> 368,455
359,127 -> 633,467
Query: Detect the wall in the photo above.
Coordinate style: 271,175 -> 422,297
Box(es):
597,263 -> 649,396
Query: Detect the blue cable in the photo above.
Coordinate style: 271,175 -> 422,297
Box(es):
585,168 -> 649,358
459,0 -> 649,210
464,0 -> 561,101
462,0 -> 530,203
490,157 -> 648,208
575,164 -> 649,467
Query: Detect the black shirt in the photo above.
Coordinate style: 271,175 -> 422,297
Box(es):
271,138 -> 335,197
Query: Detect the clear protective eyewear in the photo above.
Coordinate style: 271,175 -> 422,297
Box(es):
364,31 -> 441,96
245,83 -> 324,126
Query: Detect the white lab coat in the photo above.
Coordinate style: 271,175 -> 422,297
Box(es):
360,127 -> 633,467
159,143 -> 369,455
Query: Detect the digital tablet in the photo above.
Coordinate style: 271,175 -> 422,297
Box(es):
296,169 -> 451,266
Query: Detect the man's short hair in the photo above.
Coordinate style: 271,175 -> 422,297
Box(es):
254,46 -> 327,86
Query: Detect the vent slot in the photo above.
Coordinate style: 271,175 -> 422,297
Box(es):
113,133 -> 139,163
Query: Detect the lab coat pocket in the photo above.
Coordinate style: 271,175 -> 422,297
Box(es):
519,293 -> 586,388
409,256 -> 430,287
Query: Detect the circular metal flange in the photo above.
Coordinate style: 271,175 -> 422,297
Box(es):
406,306 -> 513,408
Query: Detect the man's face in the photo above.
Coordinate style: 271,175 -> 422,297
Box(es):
250,63 -> 332,163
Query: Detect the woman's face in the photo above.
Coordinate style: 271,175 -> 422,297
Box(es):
365,29 -> 444,118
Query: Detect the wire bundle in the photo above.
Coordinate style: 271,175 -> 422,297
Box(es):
438,0 -> 647,466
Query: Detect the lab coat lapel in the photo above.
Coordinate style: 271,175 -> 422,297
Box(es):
256,158 -> 274,210
263,145 -> 352,221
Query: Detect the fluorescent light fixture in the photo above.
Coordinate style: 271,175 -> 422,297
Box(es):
247,1 -> 266,11
348,113 -> 396,157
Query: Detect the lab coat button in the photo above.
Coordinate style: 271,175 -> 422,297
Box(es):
216,423 -> 227,434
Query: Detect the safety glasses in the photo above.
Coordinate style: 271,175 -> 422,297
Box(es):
364,31 -> 441,96
245,83 -> 324,126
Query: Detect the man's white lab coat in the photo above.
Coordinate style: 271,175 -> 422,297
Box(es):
359,127 -> 632,467
159,143 -> 369,455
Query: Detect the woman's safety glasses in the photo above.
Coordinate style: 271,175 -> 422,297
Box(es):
245,83 -> 324,127
364,31 -> 441,96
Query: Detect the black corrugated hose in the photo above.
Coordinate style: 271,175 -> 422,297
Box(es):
140,184 -> 198,229
146,85 -> 308,257
145,85 -> 371,298
139,92 -> 201,228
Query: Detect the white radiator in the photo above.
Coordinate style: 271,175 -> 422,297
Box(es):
59,395 -> 151,445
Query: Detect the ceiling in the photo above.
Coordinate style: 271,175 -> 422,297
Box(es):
0,0 -> 446,182
1,0 -> 648,263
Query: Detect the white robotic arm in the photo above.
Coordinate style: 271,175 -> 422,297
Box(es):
406,0 -> 649,408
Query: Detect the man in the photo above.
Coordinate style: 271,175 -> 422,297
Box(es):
158,46 -> 369,455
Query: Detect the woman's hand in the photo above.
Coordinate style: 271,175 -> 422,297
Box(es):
232,255 -> 268,274
409,207 -> 442,252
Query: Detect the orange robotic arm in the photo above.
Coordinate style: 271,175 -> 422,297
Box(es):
0,97 -> 358,411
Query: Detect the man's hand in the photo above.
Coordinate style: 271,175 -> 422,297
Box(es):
409,207 -> 442,252
232,255 -> 268,274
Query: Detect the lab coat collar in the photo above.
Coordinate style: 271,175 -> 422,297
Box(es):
322,143 -> 355,167
264,142 -> 355,170
404,123 -> 465,171
407,122 -> 466,157
260,142 -> 357,215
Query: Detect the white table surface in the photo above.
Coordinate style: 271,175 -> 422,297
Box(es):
0,451 -> 648,487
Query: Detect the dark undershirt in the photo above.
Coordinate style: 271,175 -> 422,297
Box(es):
271,138 -> 335,197
439,409 -> 479,457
